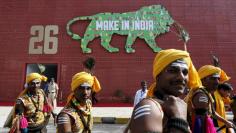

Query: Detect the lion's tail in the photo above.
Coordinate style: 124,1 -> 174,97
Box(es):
66,16 -> 93,40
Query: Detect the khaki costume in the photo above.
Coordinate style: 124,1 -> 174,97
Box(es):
57,71 -> 101,133
11,89 -> 51,133
57,99 -> 93,133
18,89 -> 48,127
4,73 -> 50,133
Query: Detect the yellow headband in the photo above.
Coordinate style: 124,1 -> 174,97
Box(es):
148,49 -> 202,97
26,73 -> 47,83
71,71 -> 101,93
198,65 -> 230,83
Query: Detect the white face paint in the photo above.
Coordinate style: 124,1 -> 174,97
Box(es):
211,73 -> 220,78
80,82 -> 91,87
28,79 -> 41,89
169,61 -> 188,70
32,79 -> 41,83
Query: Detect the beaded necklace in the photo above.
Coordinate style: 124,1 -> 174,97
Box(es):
27,91 -> 40,111
71,96 -> 92,133
71,97 -> 91,116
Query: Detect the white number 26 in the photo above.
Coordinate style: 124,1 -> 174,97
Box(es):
29,25 -> 59,54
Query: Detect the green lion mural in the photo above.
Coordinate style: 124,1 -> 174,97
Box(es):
67,5 -> 174,53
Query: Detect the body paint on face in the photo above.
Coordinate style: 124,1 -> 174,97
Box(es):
158,59 -> 189,97
80,82 -> 91,87
169,60 -> 188,70
211,73 -> 220,78
28,79 -> 41,91
31,79 -> 41,83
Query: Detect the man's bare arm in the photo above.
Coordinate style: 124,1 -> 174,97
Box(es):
192,92 -> 209,109
213,111 -> 235,128
130,97 -> 190,133
57,113 -> 73,133
130,99 -> 163,133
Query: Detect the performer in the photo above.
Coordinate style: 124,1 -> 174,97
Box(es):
5,73 -> 52,133
186,65 -> 234,133
210,53 -> 234,133
128,49 -> 202,133
57,71 -> 101,133
213,83 -> 233,133
83,57 -> 100,104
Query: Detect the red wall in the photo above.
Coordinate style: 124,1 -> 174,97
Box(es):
1,0 -> 236,103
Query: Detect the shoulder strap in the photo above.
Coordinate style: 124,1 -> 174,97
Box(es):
38,89 -> 48,104
77,110 -> 91,133
70,102 -> 91,133
29,95 -> 40,111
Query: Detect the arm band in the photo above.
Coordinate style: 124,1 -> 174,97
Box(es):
166,118 -> 189,133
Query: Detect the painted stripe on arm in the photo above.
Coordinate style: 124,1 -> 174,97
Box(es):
57,116 -> 70,125
134,105 -> 151,119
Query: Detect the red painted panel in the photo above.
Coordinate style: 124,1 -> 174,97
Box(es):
1,0 -> 236,104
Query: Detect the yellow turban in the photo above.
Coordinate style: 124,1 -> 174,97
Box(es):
26,73 -> 47,83
198,65 -> 221,79
71,71 -> 101,93
4,73 -> 47,128
198,65 -> 230,83
147,49 -> 202,97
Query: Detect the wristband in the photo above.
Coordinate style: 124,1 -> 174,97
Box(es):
166,118 -> 189,133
